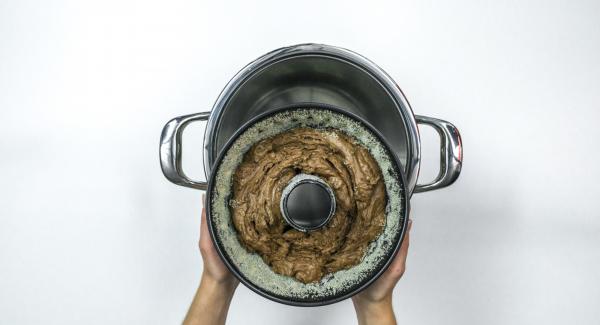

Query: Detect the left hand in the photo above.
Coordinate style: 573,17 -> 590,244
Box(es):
199,194 -> 239,288
183,195 -> 239,325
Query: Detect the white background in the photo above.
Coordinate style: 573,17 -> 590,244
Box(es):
1,0 -> 599,324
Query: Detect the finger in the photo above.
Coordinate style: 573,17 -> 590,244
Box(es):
386,219 -> 412,277
397,219 -> 412,259
200,193 -> 210,244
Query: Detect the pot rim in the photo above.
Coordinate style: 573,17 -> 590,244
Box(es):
206,102 -> 411,306
202,43 -> 422,193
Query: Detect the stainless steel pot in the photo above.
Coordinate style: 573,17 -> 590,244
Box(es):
160,43 -> 462,195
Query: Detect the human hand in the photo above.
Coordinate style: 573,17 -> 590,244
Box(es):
198,194 -> 239,288
351,219 -> 412,325
183,194 -> 238,325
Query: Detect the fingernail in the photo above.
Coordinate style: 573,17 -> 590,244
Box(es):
408,219 -> 413,231
202,193 -> 206,206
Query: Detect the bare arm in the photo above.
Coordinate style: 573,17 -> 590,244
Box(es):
352,220 -> 412,325
183,196 -> 239,325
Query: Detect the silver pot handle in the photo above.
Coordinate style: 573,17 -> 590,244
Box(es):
160,112 -> 211,190
414,115 -> 462,193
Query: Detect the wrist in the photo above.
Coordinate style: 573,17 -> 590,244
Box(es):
200,273 -> 238,297
184,274 -> 238,325
352,295 -> 395,325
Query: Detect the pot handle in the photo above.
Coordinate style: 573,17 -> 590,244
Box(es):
414,115 -> 462,193
160,112 -> 211,190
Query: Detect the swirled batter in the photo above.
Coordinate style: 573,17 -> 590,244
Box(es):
231,127 -> 386,283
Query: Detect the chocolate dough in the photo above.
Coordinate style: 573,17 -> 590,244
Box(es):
231,127 -> 386,283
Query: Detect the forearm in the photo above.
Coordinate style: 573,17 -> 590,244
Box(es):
352,295 -> 396,325
183,274 -> 237,325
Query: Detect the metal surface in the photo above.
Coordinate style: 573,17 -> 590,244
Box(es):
280,174 -> 336,232
159,111 -> 210,190
206,104 -> 410,306
160,43 -> 463,195
414,116 -> 463,193
203,43 -> 423,193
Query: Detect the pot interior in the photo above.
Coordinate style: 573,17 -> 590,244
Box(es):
209,54 -> 413,179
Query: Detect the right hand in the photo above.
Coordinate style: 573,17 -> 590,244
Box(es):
351,219 -> 412,325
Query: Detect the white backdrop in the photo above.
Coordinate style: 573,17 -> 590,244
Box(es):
1,0 -> 599,324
